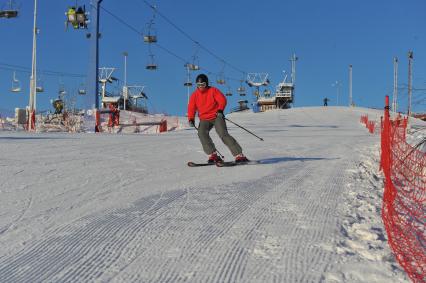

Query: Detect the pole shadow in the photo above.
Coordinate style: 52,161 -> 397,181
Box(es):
257,156 -> 337,164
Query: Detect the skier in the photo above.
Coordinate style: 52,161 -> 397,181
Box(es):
323,97 -> 330,106
188,74 -> 249,164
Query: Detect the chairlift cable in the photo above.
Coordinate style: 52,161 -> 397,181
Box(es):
100,5 -> 244,83
0,62 -> 85,78
140,0 -> 246,75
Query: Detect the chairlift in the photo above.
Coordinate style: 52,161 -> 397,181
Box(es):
263,89 -> 271,97
58,81 -> 66,95
188,55 -> 200,71
0,0 -> 19,19
187,63 -> 199,71
146,53 -> 158,70
78,83 -> 86,95
216,73 -> 226,85
183,64 -> 193,86
36,77 -> 44,93
10,71 -> 21,92
225,86 -> 232,97
216,62 -> 226,84
65,3 -> 89,30
237,80 -> 246,96
253,89 -> 260,97
143,20 -> 157,43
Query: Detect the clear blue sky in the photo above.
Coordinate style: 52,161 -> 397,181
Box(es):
1,0 -> 425,116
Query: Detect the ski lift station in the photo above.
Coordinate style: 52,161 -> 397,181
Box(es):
256,54 -> 298,112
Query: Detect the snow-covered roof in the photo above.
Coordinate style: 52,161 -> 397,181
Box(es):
102,96 -> 121,103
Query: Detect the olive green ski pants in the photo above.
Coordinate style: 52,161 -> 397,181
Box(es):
197,116 -> 242,156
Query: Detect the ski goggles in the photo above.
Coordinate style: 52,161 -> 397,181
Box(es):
196,82 -> 207,88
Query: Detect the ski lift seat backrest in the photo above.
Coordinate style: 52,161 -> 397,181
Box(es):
146,64 -> 157,70
0,10 -> 18,18
144,35 -> 157,43
11,71 -> 21,92
11,86 -> 21,92
188,64 -> 199,71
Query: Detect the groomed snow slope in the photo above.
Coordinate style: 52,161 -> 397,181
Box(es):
0,107 -> 412,282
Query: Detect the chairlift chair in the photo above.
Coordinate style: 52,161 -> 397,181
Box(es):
0,0 -> 19,19
10,71 -> 21,92
264,89 -> 271,97
187,63 -> 199,71
36,78 -> 44,93
78,83 -> 86,95
188,54 -> 200,70
143,20 -> 157,43
225,86 -> 232,97
143,34 -> 157,43
146,54 -> 158,70
146,63 -> 157,70
0,8 -> 17,18
216,74 -> 225,85
184,81 -> 192,87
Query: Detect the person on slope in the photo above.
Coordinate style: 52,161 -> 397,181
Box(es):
187,73 -> 249,164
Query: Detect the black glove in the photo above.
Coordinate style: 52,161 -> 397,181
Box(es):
188,119 -> 195,128
216,110 -> 225,119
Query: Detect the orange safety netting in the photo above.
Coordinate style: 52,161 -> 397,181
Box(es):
380,96 -> 426,283
360,114 -> 377,134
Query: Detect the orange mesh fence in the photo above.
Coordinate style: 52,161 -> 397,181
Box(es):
360,114 -> 378,134
380,96 -> 426,283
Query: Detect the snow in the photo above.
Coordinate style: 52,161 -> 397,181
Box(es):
1,106 -> 424,282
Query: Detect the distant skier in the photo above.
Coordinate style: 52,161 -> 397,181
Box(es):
187,74 -> 249,163
323,97 -> 330,106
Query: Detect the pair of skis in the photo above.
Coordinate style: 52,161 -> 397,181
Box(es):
187,160 -> 258,167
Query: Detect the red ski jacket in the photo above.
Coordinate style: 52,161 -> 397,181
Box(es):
187,86 -> 227,121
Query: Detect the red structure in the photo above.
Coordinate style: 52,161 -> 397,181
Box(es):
380,96 -> 426,282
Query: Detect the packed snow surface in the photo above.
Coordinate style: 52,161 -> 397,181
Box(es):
1,106 -> 422,282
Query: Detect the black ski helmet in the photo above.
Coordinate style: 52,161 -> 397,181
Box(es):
196,74 -> 209,86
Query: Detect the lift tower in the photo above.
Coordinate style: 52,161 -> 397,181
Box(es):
88,0 -> 103,130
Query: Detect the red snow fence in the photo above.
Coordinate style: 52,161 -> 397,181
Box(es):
380,96 -> 426,283
95,110 -> 180,134
360,114 -> 377,134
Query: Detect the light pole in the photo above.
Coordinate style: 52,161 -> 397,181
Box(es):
332,81 -> 340,106
28,0 -> 38,130
393,57 -> 398,113
407,51 -> 413,118
349,65 -> 352,106
123,51 -> 128,110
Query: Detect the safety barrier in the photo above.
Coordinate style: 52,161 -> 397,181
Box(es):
380,96 -> 426,282
360,114 -> 377,134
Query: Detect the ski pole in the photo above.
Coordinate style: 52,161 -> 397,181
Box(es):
224,117 -> 264,141
194,124 -> 225,158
